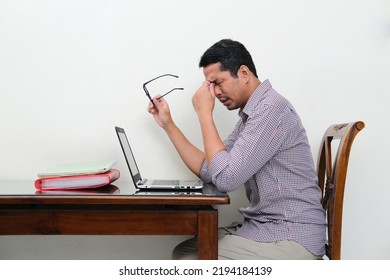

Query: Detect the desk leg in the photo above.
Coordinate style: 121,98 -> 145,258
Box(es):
197,209 -> 218,260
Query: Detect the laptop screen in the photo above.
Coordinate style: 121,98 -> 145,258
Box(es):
115,126 -> 141,185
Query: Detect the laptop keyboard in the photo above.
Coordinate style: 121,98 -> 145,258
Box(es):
152,179 -> 181,185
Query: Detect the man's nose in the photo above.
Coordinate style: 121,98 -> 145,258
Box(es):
214,85 -> 222,95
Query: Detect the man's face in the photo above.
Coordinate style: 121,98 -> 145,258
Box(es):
203,63 -> 248,110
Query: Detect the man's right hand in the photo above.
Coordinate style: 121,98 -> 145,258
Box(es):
147,95 -> 174,130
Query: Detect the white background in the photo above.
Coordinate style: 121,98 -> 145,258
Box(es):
0,0 -> 389,259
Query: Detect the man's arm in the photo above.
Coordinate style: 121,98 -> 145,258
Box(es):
164,122 -> 205,177
192,82 -> 225,164
147,96 -> 205,177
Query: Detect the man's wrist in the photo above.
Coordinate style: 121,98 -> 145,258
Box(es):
198,111 -> 213,124
163,121 -> 178,134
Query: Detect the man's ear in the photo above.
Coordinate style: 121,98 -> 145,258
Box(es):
238,65 -> 250,83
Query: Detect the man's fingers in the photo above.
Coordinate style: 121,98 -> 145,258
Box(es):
208,82 -> 216,98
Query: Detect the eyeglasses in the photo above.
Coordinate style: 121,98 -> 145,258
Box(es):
143,73 -> 184,104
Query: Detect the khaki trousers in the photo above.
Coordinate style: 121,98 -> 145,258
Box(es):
172,223 -> 321,260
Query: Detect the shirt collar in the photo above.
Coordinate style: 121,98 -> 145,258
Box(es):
239,79 -> 272,121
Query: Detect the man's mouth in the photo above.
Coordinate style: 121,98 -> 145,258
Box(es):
218,97 -> 229,106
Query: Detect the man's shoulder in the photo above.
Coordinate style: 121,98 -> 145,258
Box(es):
249,87 -> 291,116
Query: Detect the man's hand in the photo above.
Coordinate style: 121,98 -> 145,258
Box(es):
147,95 -> 174,130
192,81 -> 216,118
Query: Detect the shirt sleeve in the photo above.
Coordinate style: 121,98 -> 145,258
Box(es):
199,120 -> 241,183
204,103 -> 291,192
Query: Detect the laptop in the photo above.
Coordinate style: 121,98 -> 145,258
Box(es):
115,126 -> 204,190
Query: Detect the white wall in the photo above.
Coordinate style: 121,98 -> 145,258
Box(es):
0,0 -> 389,259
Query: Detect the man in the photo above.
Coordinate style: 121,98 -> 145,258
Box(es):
147,39 -> 326,259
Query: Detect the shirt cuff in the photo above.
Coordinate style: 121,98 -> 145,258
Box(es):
200,150 -> 230,185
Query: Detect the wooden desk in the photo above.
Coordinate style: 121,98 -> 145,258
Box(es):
0,181 -> 229,259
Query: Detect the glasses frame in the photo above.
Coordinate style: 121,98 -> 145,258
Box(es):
143,73 -> 184,104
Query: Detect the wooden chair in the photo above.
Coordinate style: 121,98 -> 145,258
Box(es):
317,121 -> 365,260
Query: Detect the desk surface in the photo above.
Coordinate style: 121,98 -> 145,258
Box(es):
0,180 -> 229,206
0,180 -> 229,259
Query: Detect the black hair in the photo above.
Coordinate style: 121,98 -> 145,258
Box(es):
199,39 -> 258,78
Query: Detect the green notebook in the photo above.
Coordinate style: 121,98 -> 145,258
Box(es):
37,160 -> 117,178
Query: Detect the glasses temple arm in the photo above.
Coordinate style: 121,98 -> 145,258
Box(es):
156,87 -> 184,100
144,74 -> 179,86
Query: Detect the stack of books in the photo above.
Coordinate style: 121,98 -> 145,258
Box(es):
34,160 -> 120,191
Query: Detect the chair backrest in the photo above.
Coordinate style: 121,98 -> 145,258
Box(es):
317,121 -> 365,260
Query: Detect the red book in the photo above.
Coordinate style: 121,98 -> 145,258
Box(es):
34,169 -> 120,191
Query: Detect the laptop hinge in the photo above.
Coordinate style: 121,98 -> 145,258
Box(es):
138,178 -> 147,185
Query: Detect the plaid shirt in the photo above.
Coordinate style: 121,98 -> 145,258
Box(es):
200,80 -> 326,256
